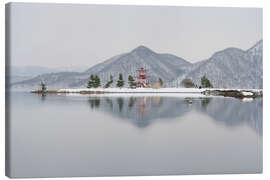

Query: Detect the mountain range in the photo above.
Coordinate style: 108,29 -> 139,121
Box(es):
10,40 -> 263,90
170,40 -> 263,88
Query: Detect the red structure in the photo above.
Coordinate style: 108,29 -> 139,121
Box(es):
136,67 -> 150,88
137,97 -> 147,116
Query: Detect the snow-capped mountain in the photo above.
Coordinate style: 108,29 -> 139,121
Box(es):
11,40 -> 262,90
247,39 -> 263,58
74,45 -> 192,87
11,46 -> 192,89
169,40 -> 263,89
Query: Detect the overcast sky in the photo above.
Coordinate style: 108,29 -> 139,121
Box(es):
9,3 -> 262,68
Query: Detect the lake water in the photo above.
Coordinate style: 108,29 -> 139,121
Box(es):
6,92 -> 262,178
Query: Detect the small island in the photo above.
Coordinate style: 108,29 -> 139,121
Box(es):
31,70 -> 262,99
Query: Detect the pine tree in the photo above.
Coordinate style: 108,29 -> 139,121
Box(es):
40,82 -> 47,92
87,74 -> 95,88
128,75 -> 136,88
104,75 -> 113,88
93,75 -> 101,88
116,73 -> 124,88
201,75 -> 213,88
159,78 -> 163,87
87,81 -> 92,88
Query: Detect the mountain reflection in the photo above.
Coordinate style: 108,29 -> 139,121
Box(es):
87,95 -> 262,135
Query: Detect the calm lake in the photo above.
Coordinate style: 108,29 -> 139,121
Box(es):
7,92 -> 262,178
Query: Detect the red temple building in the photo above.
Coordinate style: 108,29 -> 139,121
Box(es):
136,67 -> 150,88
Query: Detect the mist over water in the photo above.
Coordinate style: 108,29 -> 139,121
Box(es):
7,92 -> 262,178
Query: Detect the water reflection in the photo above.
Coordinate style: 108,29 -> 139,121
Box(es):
88,97 -> 100,109
117,98 -> 124,112
87,95 -> 262,135
40,93 -> 47,101
201,98 -> 211,108
128,97 -> 135,110
8,93 -> 262,177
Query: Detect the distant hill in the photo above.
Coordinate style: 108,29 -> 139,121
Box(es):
11,40 -> 262,90
78,45 -> 192,87
11,46 -> 192,90
8,66 -> 86,84
169,40 -> 263,89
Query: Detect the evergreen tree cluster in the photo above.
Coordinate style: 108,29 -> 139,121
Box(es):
128,75 -> 136,88
87,73 -> 129,88
201,75 -> 213,88
116,73 -> 125,88
87,75 -> 101,88
104,75 -> 113,88
86,73 -> 157,89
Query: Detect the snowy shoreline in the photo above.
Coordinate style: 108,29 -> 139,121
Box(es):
31,88 -> 263,98
57,88 -> 204,94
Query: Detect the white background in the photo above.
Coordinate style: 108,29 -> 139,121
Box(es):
0,0 -> 269,180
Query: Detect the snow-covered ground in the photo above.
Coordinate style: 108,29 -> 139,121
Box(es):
57,88 -> 205,93
57,87 -> 262,94
55,87 -> 263,99
241,91 -> 254,96
59,92 -> 209,98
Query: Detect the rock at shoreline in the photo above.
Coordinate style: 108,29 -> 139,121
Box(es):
202,89 -> 262,98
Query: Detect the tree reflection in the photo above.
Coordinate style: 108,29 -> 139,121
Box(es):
84,95 -> 262,135
40,93 -> 46,102
201,98 -> 211,108
105,97 -> 113,110
88,97 -> 100,109
117,98 -> 124,112
128,97 -> 135,110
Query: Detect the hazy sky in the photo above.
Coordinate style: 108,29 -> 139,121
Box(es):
9,3 -> 262,68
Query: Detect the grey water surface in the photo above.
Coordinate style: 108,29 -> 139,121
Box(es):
7,92 -> 262,178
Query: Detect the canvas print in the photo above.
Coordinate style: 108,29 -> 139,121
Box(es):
5,3 -> 262,178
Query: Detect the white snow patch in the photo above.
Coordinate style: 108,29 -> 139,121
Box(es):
242,98 -> 254,102
241,91 -> 253,96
